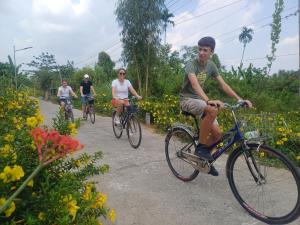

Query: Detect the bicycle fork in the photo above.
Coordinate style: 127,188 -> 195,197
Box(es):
243,143 -> 266,185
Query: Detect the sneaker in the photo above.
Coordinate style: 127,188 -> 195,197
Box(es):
194,144 -> 214,161
208,165 -> 219,176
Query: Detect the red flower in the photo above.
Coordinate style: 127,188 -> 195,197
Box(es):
30,127 -> 84,165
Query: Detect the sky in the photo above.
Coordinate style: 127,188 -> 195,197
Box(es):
0,0 -> 298,74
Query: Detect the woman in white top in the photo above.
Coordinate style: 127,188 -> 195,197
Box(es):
57,80 -> 78,110
112,68 -> 142,114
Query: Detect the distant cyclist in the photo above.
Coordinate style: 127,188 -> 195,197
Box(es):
57,80 -> 77,111
112,68 -> 142,124
80,74 -> 97,118
180,36 -> 252,176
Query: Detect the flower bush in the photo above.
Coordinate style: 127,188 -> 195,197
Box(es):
0,89 -> 116,224
91,93 -> 300,165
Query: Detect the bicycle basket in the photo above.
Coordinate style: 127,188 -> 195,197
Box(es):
238,113 -> 277,141
126,105 -> 138,113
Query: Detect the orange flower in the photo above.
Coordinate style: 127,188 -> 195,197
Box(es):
30,127 -> 83,165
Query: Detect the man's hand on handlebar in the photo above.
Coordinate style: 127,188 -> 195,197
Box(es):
207,100 -> 224,108
237,99 -> 253,108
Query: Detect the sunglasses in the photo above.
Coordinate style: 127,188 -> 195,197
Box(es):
119,72 -> 126,75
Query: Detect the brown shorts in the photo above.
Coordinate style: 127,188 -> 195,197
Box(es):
180,97 -> 218,125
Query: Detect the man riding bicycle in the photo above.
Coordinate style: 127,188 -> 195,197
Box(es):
80,74 -> 97,118
180,36 -> 252,176
112,68 -> 142,124
57,80 -> 77,111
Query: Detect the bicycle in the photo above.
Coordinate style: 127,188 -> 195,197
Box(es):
83,95 -> 95,124
112,97 -> 142,148
165,101 -> 300,224
59,97 -> 74,122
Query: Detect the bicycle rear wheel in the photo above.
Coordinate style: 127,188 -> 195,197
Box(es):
227,143 -> 300,224
165,127 -> 199,182
112,111 -> 123,138
68,110 -> 74,122
126,115 -> 142,148
89,105 -> 95,124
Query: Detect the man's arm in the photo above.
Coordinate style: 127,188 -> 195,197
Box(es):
80,86 -> 84,96
215,76 -> 241,100
91,86 -> 96,96
69,87 -> 77,98
188,74 -> 209,102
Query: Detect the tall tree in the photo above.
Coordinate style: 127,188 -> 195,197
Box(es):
266,0 -> 284,74
115,0 -> 165,97
27,52 -> 58,99
161,8 -> 174,45
97,51 -> 115,81
239,26 -> 254,68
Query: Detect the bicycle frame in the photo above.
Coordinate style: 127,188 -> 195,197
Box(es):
200,106 -> 244,161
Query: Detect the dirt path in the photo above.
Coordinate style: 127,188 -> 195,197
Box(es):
40,100 -> 299,225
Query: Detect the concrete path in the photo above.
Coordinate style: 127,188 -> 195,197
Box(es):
40,100 -> 300,225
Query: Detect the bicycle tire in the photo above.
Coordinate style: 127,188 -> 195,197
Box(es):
89,105 -> 95,124
126,115 -> 142,148
227,143 -> 300,224
112,111 -> 123,138
69,110 -> 74,122
165,126 -> 199,182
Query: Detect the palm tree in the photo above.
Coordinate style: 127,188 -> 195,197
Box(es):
161,9 -> 175,45
239,26 -> 254,68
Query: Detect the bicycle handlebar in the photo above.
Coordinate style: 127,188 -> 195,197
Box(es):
223,100 -> 248,110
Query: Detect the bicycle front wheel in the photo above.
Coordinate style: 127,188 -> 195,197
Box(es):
89,105 -> 95,124
112,111 -> 123,138
126,115 -> 142,148
227,143 -> 300,224
165,127 -> 199,182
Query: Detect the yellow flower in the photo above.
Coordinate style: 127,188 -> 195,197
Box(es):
296,155 -> 300,161
0,198 -> 16,217
38,212 -> 45,221
68,123 -> 78,136
4,134 -> 14,142
26,116 -> 38,128
98,221 -> 103,225
92,192 -> 107,208
276,140 -> 283,145
297,133 -> 300,138
282,137 -> 288,142
27,179 -> 34,187
0,165 -> 25,183
0,144 -> 11,157
108,208 -> 116,223
82,183 -> 93,200
62,195 -> 80,221
36,113 -> 44,124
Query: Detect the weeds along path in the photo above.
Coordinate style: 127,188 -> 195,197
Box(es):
40,100 -> 300,225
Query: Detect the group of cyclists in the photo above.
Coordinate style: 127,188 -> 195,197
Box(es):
56,36 -> 252,176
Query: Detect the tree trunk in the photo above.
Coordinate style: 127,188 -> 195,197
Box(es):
240,43 -> 246,68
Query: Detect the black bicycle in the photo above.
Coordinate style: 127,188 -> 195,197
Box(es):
83,95 -> 95,124
165,102 -> 300,224
60,97 -> 74,122
112,97 -> 142,148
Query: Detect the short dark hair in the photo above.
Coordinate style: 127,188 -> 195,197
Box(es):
198,36 -> 216,51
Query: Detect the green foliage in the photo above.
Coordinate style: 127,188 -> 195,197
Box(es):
0,89 -> 115,224
115,0 -> 166,96
97,52 -> 115,82
266,0 -> 284,74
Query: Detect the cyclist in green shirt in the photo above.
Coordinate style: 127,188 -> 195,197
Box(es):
180,36 -> 252,176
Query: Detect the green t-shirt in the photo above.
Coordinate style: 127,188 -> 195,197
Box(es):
180,59 -> 219,99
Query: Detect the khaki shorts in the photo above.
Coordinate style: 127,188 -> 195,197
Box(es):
180,97 -> 218,125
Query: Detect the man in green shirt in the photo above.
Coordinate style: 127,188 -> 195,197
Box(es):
180,36 -> 252,176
